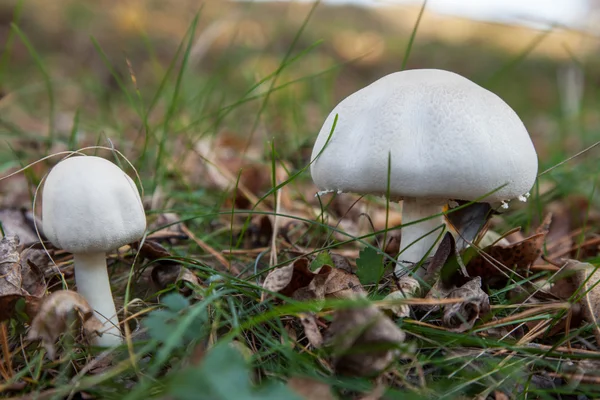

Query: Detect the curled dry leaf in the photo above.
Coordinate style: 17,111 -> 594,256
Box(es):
261,263 -> 295,302
466,213 -> 552,288
382,276 -> 420,318
445,202 -> 493,252
298,313 -> 323,348
0,208 -> 42,244
138,239 -> 201,297
151,262 -> 202,297
137,240 -> 172,260
424,232 -> 456,286
323,267 -> 365,299
287,377 -> 335,400
27,290 -> 104,359
262,257 -> 364,302
0,236 -> 46,321
324,304 -> 406,376
442,277 -> 490,332
554,261 -> 600,346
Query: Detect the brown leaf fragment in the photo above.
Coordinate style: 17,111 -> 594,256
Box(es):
0,209 -> 42,245
563,261 -> 600,346
27,290 -> 104,359
244,215 -> 273,249
382,276 -> 420,318
466,213 -> 552,288
330,253 -> 354,274
424,232 -> 455,286
324,304 -> 406,376
445,202 -> 493,252
261,263 -> 295,302
298,313 -> 323,348
262,258 -> 364,302
287,377 -> 335,400
0,236 -> 22,292
138,240 -> 172,260
293,266 -> 332,302
442,277 -> 490,332
151,262 -> 201,297
0,293 -> 40,321
323,267 -> 365,299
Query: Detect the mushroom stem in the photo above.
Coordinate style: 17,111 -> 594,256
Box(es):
73,252 -> 122,347
395,198 -> 446,278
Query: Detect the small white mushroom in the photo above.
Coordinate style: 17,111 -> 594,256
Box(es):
42,156 -> 146,347
310,69 -> 538,278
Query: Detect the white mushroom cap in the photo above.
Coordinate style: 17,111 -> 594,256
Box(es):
310,69 -> 538,202
42,156 -> 146,253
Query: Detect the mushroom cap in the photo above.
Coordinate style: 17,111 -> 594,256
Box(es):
42,156 -> 146,253
310,69 -> 538,202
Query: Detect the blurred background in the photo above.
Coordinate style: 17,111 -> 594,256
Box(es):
0,0 -> 599,215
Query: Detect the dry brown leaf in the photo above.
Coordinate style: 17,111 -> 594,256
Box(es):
0,209 -> 41,245
262,257 -> 364,304
244,215 -> 273,249
261,263 -> 295,302
138,240 -> 172,260
382,276 -> 420,318
151,262 -> 201,297
444,202 -> 493,252
293,266 -> 332,302
424,232 -> 456,286
0,293 -> 40,321
0,236 -> 46,321
466,213 -> 552,288
287,377 -> 335,400
323,267 -> 365,299
558,261 -> 600,346
324,304 -> 406,376
442,277 -> 490,332
26,290 -> 104,359
298,313 -> 323,348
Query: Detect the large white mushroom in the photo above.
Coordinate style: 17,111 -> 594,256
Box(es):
42,155 -> 146,347
311,69 -> 538,278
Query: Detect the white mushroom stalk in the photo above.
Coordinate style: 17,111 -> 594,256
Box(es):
310,69 -> 538,284
397,198 -> 446,277
42,155 -> 146,347
73,253 -> 121,346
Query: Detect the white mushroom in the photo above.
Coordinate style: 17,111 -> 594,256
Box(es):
42,155 -> 146,347
310,69 -> 538,278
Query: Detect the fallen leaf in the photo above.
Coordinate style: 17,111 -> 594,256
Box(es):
261,263 -> 295,302
466,213 -> 552,288
0,236 -> 46,321
27,290 -> 104,359
324,303 -> 406,376
138,240 -> 172,260
559,261 -> 600,346
424,232 -> 456,286
445,202 -> 494,252
0,209 -> 42,245
262,258 -> 364,302
151,262 -> 202,297
292,265 -> 332,302
287,377 -> 335,400
382,276 -> 420,318
298,313 -> 323,348
330,253 -> 354,274
323,267 -> 365,299
0,293 -> 40,322
244,215 -> 273,249
0,236 -> 23,293
442,277 -> 490,332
